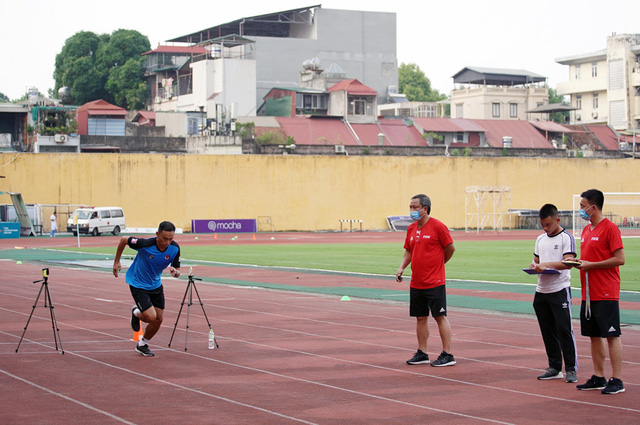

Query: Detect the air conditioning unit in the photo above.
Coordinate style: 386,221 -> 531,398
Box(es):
54,134 -> 67,143
592,112 -> 598,119
154,96 -> 161,103
567,150 -> 577,157
576,114 -> 581,121
335,145 -> 346,153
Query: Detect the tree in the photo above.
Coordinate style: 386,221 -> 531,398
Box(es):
548,87 -> 569,123
398,63 -> 447,102
0,92 -> 9,103
54,29 -> 150,108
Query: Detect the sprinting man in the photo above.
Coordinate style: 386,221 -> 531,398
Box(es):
572,189 -> 625,394
396,194 -> 456,367
530,203 -> 578,383
113,221 -> 181,357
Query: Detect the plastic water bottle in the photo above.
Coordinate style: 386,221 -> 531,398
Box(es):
208,329 -> 216,349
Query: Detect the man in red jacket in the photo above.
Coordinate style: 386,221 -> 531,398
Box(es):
396,194 -> 456,367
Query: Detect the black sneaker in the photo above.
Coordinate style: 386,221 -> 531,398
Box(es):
431,351 -> 456,367
537,367 -> 563,380
576,375 -> 607,390
130,306 -> 140,332
135,344 -> 155,357
406,349 -> 430,365
601,377 -> 625,394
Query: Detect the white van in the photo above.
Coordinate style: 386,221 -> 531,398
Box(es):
67,207 -> 125,236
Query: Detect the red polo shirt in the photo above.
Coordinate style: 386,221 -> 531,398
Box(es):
579,218 -> 623,301
404,217 -> 453,289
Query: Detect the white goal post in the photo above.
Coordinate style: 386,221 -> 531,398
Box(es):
572,192 -> 640,238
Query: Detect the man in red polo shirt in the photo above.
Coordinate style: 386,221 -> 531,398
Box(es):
396,194 -> 456,366
573,189 -> 625,394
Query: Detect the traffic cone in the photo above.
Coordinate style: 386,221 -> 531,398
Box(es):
214,233 -> 217,239
252,234 -> 256,240
132,327 -> 143,342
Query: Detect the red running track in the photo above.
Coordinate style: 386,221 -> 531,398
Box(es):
1,250 -> 639,425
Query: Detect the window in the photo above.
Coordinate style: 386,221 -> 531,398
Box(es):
593,93 -> 599,109
350,98 -> 367,115
592,62 -> 598,77
576,95 -> 582,110
492,102 -> 500,118
509,103 -> 518,118
575,64 -> 581,80
456,103 -> 463,118
295,93 -> 327,111
100,210 -> 110,219
455,132 -> 464,142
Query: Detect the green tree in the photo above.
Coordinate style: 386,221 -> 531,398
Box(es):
106,57 -> 148,110
54,29 -> 150,108
0,92 -> 9,103
398,63 -> 447,102
548,87 -> 569,123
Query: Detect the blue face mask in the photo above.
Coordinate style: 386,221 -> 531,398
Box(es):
579,205 -> 592,221
410,209 -> 422,221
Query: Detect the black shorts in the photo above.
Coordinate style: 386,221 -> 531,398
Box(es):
410,285 -> 447,317
129,285 -> 165,312
580,300 -> 621,337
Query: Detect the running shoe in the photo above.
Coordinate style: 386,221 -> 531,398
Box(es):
130,306 -> 140,332
135,344 -> 154,357
576,375 -> 607,390
431,351 -> 456,367
565,370 -> 578,383
601,377 -> 625,394
537,367 -> 563,380
406,349 -> 429,365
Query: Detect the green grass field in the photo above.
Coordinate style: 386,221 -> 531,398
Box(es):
57,238 -> 640,292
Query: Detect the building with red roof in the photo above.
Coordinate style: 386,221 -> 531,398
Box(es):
76,99 -> 127,136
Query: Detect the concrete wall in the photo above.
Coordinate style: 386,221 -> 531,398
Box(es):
5,153 -> 640,232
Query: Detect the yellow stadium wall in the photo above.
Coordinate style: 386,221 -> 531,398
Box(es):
4,153 -> 640,232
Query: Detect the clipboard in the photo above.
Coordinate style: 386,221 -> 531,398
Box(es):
522,268 -> 561,275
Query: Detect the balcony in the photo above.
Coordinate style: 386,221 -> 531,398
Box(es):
556,76 -> 607,96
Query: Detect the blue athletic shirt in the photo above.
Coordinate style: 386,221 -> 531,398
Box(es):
125,237 -> 181,290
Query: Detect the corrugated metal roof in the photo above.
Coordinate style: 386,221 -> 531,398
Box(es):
77,99 -> 126,114
142,45 -> 208,56
378,118 -> 425,146
328,79 -> 377,95
411,117 -> 476,133
472,120 -> 552,148
530,121 -> 579,133
585,125 -> 626,150
276,117 -> 358,145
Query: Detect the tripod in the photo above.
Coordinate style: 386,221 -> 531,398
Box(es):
168,268 -> 217,351
16,268 -> 64,354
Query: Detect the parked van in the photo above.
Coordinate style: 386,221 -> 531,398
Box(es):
67,207 -> 125,236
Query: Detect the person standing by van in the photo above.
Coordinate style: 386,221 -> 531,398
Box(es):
113,221 -> 181,357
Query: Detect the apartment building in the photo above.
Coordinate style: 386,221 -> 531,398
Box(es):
450,67 -> 549,120
556,33 -> 640,132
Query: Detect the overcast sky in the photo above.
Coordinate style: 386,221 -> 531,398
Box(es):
1,0 -> 637,101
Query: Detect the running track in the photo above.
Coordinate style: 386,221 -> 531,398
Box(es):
1,232 -> 638,424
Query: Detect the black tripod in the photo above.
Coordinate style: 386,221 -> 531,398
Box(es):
168,268 -> 217,351
16,268 -> 64,354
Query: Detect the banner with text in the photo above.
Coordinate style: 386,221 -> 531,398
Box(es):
191,219 -> 257,233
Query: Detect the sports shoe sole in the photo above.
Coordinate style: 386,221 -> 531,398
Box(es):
431,360 -> 456,367
407,360 -> 430,365
538,374 -> 563,380
577,385 -> 606,390
135,346 -> 155,357
131,306 -> 141,332
602,388 -> 625,394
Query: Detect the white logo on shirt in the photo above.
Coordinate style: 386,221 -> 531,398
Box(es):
591,237 -> 599,241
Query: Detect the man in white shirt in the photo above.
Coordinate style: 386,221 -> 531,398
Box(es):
531,204 -> 578,383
